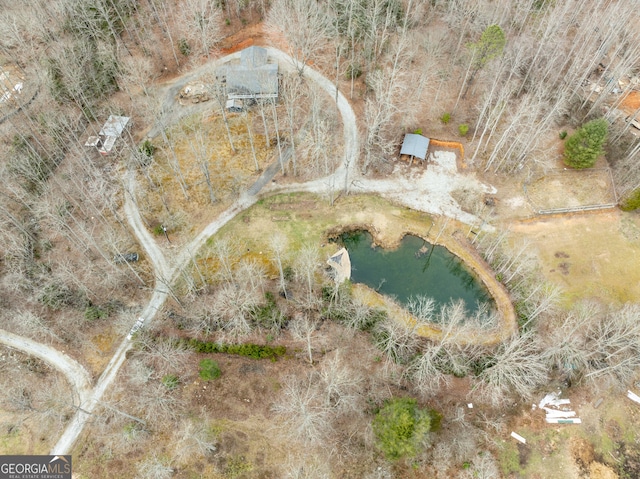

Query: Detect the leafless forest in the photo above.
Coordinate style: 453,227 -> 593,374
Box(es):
1,0 -> 640,477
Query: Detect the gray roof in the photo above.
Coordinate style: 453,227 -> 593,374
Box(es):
218,47 -> 279,99
241,46 -> 268,68
327,247 -> 351,284
99,115 -> 130,138
400,133 -> 430,160
226,64 -> 278,98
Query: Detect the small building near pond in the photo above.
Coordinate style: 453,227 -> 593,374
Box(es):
327,248 -> 351,284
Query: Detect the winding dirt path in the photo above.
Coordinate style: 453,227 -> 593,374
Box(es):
0,329 -> 92,413
50,45 -> 508,456
51,46 -> 359,456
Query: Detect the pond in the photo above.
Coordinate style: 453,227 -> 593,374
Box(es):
338,231 -> 492,315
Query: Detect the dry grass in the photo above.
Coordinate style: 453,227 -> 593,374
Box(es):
510,210 -> 640,305
195,193 -> 434,276
526,169 -> 616,212
138,110 -> 273,237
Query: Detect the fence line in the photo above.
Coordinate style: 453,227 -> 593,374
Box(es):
524,168 -> 618,216
0,87 -> 39,125
537,203 -> 617,215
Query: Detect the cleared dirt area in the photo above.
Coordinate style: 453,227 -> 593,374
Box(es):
620,90 -> 640,116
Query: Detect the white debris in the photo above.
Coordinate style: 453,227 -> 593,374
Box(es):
627,390 -> 640,405
539,391 -> 580,425
467,403 -> 473,409
539,392 -> 569,408
510,431 -> 526,444
543,408 -> 576,418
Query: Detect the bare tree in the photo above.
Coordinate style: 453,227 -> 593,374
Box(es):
282,456 -> 332,479
374,312 -> 419,365
241,109 -> 260,172
290,312 -> 320,364
272,374 -> 333,445
536,299 -> 640,389
267,0 -> 332,75
176,0 -> 222,59
473,331 -> 548,406
9,310 -> 61,342
318,352 -> 363,414
134,381 -> 185,425
137,336 -> 191,376
210,282 -> 259,339
209,238 -> 236,282
293,244 -> 320,309
269,232 -> 289,298
172,418 -> 217,466
362,34 -> 412,173
186,121 -> 216,204
137,454 -> 174,479
280,74 -> 305,176
583,303 -> 640,384
407,298 -> 496,397
459,452 -> 500,479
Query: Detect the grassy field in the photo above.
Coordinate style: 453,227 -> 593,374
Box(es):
198,192 -> 435,274
510,210 -> 640,305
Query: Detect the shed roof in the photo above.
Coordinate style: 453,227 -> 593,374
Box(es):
400,133 -> 430,160
327,247 -> 351,284
99,115 -> 130,138
218,47 -> 279,99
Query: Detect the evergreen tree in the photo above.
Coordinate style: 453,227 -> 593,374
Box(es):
563,118 -> 608,169
372,397 -> 431,460
461,24 -> 506,99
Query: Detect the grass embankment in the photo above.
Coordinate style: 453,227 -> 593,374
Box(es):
196,192 -> 516,344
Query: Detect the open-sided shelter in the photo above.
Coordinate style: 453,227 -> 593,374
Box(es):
327,248 -> 351,284
400,133 -> 430,163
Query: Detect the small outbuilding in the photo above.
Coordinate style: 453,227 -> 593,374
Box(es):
85,115 -> 130,155
327,248 -> 351,284
400,133 -> 430,164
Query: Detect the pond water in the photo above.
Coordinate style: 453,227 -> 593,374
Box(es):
338,231 -> 492,314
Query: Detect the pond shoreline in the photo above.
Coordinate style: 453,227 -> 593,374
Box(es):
327,223 -> 518,346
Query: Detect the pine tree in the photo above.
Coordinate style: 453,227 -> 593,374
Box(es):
563,118 -> 608,169
461,24 -> 506,99
372,397 -> 432,460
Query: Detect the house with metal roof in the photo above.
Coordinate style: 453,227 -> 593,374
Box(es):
217,46 -> 278,100
400,133 -> 430,164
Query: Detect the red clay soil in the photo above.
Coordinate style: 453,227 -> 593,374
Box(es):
620,90 -> 640,116
218,22 -> 289,55
219,23 -> 266,54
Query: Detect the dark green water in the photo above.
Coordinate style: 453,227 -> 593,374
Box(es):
339,231 -> 492,314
